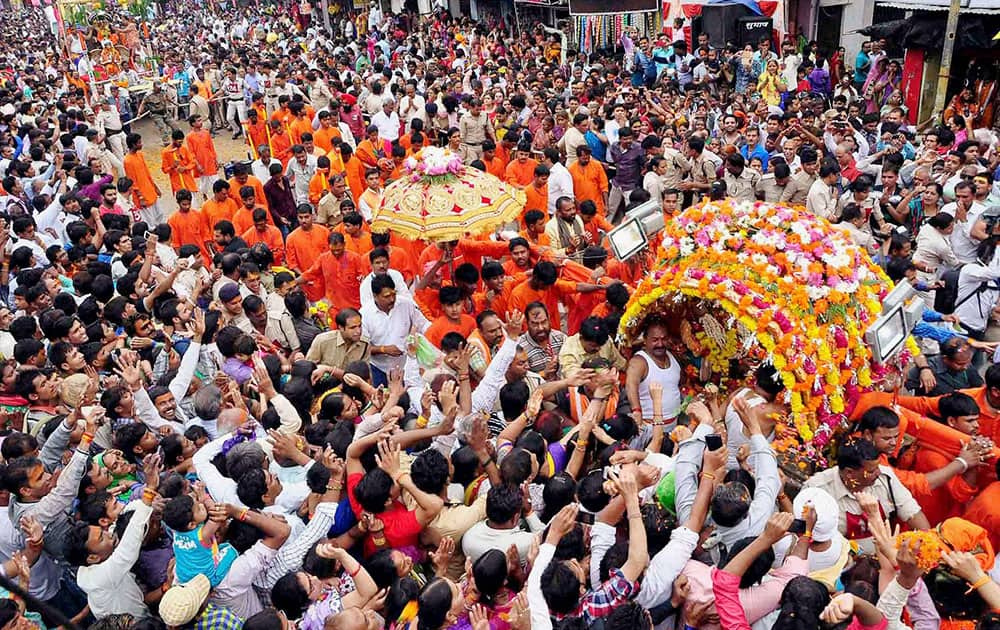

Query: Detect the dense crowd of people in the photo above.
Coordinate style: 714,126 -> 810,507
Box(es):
1,1 -> 1000,630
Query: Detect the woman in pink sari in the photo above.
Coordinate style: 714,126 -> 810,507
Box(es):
862,58 -> 889,114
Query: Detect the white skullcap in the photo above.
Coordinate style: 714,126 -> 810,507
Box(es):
792,486 -> 838,542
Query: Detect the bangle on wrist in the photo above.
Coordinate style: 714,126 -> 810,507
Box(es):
955,457 -> 969,473
701,471 -> 715,480
919,366 -> 931,372
348,564 -> 361,578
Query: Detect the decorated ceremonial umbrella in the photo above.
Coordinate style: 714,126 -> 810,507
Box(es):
620,199 -> 921,471
372,147 -> 526,243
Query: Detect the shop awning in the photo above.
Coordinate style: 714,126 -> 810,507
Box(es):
875,0 -> 1000,14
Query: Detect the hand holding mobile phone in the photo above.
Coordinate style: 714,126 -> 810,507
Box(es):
788,518 -> 807,535
705,434 -> 724,451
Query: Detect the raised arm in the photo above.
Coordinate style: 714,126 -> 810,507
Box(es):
376,440 -> 442,525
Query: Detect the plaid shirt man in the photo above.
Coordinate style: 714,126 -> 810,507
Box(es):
551,568 -> 639,624
192,603 -> 243,630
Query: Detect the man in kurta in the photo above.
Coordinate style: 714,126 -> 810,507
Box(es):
269,119 -> 293,167
161,130 -> 197,195
167,189 -> 211,261
342,143 -> 366,206
313,110 -> 343,153
355,125 -> 382,169
245,109 -> 269,156
508,260 -> 604,332
123,133 -> 163,226
185,115 -> 219,201
203,180 -> 239,230
228,163 -> 268,210
297,231 -> 364,312
286,205 -> 331,301
504,142 -> 539,189
308,157 -> 334,207
568,146 -> 609,216
334,213 -> 373,257
233,186 -> 273,235
241,207 -> 286,266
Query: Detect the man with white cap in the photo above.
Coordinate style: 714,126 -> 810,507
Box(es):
160,574 -> 242,630
776,487 -> 851,591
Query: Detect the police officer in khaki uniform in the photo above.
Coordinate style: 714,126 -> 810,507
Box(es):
755,161 -> 791,203
138,83 -> 178,146
679,136 -> 716,207
780,148 -> 818,205
722,153 -> 760,203
458,98 -> 494,164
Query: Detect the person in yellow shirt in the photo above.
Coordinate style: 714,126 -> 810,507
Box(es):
558,316 -> 626,377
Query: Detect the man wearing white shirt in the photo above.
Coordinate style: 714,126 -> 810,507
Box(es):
806,161 -> 841,221
360,273 -> 430,386
371,98 -> 400,144
397,82 -> 425,127
251,146 -> 282,183
360,247 -> 411,308
941,181 -> 989,264
542,148 -> 574,215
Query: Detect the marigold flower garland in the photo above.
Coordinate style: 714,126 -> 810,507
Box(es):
620,199 -> 918,457
895,531 -> 944,572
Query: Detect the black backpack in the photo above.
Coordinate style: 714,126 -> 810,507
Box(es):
933,265 -> 966,314
934,264 -> 1000,315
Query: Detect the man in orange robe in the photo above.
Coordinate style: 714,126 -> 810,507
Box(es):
483,140 -> 506,179
269,120 -> 293,167
313,110 -> 343,153
241,207 -> 286,265
167,189 -> 211,261
161,130 -> 198,194
233,186 -> 275,235
504,143 -> 538,189
523,166 -> 549,225
423,285 -> 478,348
334,213 -> 373,257
202,180 -> 239,230
123,133 -> 163,224
185,114 -> 219,201
288,102 -> 312,146
228,164 -> 268,210
568,146 -> 610,216
245,109 -> 269,157
297,232 -> 364,311
342,144 -> 366,206
355,126 -> 382,169
286,206 -> 331,271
